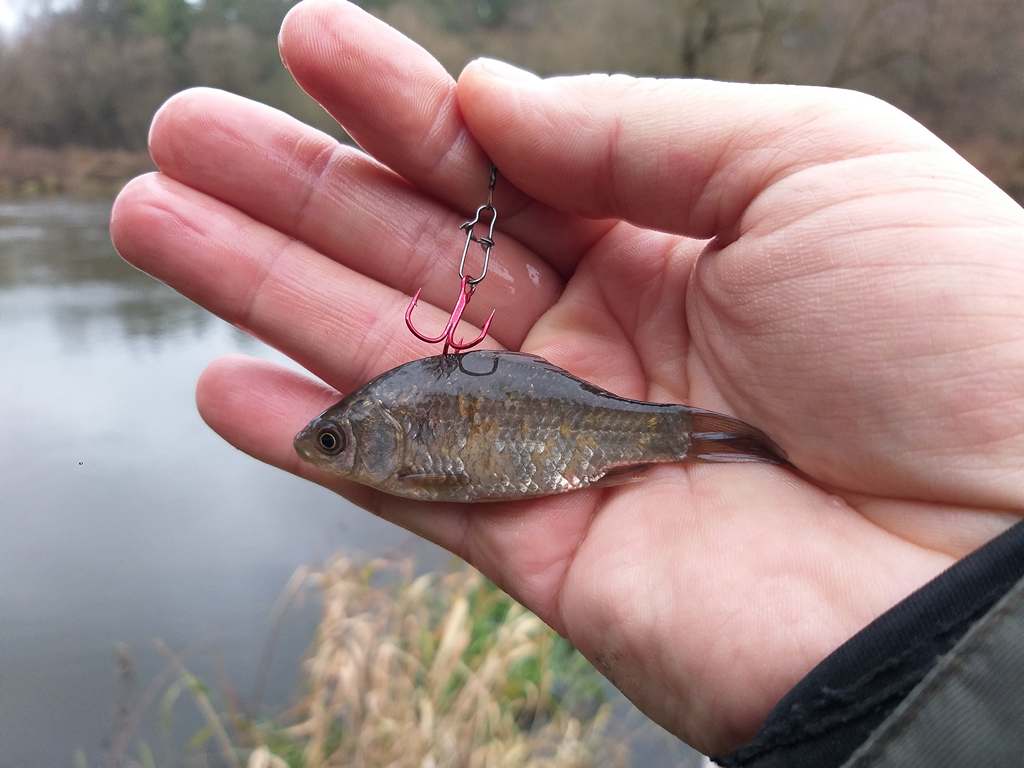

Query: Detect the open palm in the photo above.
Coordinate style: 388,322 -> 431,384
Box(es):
110,0 -> 1024,755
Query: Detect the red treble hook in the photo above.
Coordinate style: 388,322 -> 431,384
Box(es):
405,275 -> 495,355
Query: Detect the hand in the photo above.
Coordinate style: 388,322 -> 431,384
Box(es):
109,0 -> 1024,754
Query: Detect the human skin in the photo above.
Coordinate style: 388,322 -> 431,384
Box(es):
108,0 -> 1024,755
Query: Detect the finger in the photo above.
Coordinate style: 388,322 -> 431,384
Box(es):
147,88 -> 561,347
278,0 -> 612,272
197,354 -> 599,629
457,60 -> 945,240
109,173 -> 497,394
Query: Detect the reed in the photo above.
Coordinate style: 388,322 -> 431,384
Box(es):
232,558 -> 623,768
91,558 -> 626,766
86,557 -> 627,768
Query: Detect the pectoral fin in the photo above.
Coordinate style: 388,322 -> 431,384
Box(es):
397,469 -> 472,485
590,463 -> 658,489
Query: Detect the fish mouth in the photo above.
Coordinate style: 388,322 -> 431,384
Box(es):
293,427 -> 318,461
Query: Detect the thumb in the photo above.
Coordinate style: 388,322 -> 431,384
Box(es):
457,59 -> 940,239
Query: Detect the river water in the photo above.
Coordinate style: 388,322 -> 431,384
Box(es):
0,198 -> 700,767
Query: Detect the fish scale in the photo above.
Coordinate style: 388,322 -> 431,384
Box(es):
294,351 -> 785,503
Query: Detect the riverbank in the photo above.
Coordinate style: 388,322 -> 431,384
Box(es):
0,143 -> 151,198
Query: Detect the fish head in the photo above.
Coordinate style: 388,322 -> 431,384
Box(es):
294,398 -> 402,486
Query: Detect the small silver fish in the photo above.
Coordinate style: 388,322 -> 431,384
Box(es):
295,351 -> 785,502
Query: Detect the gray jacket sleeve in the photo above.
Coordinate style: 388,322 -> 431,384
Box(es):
716,521 -> 1024,768
841,572 -> 1024,767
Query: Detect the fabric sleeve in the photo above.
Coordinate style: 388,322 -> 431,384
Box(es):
714,520 -> 1024,768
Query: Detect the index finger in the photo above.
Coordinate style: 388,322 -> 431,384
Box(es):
278,0 -> 612,274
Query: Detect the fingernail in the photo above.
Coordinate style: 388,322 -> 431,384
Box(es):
474,57 -> 539,83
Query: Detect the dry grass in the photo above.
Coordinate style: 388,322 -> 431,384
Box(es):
78,556 -> 634,767
97,559 -> 627,767
234,558 -> 624,768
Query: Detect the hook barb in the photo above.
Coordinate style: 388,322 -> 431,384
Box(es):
405,276 -> 495,355
446,307 -> 496,353
405,288 -> 450,344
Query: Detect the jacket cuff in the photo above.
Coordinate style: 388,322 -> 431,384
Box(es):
714,520 -> 1024,768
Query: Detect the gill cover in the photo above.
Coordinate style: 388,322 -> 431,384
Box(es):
347,399 -> 403,483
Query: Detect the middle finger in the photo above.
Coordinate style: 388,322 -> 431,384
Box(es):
278,0 -> 613,272
148,88 -> 563,348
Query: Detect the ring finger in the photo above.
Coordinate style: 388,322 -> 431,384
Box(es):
111,173 -> 497,393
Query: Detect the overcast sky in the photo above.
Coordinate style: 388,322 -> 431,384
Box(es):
0,1 -> 16,33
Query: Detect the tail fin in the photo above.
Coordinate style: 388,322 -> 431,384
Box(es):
688,408 -> 787,465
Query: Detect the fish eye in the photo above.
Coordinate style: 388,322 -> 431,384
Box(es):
316,427 -> 344,455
